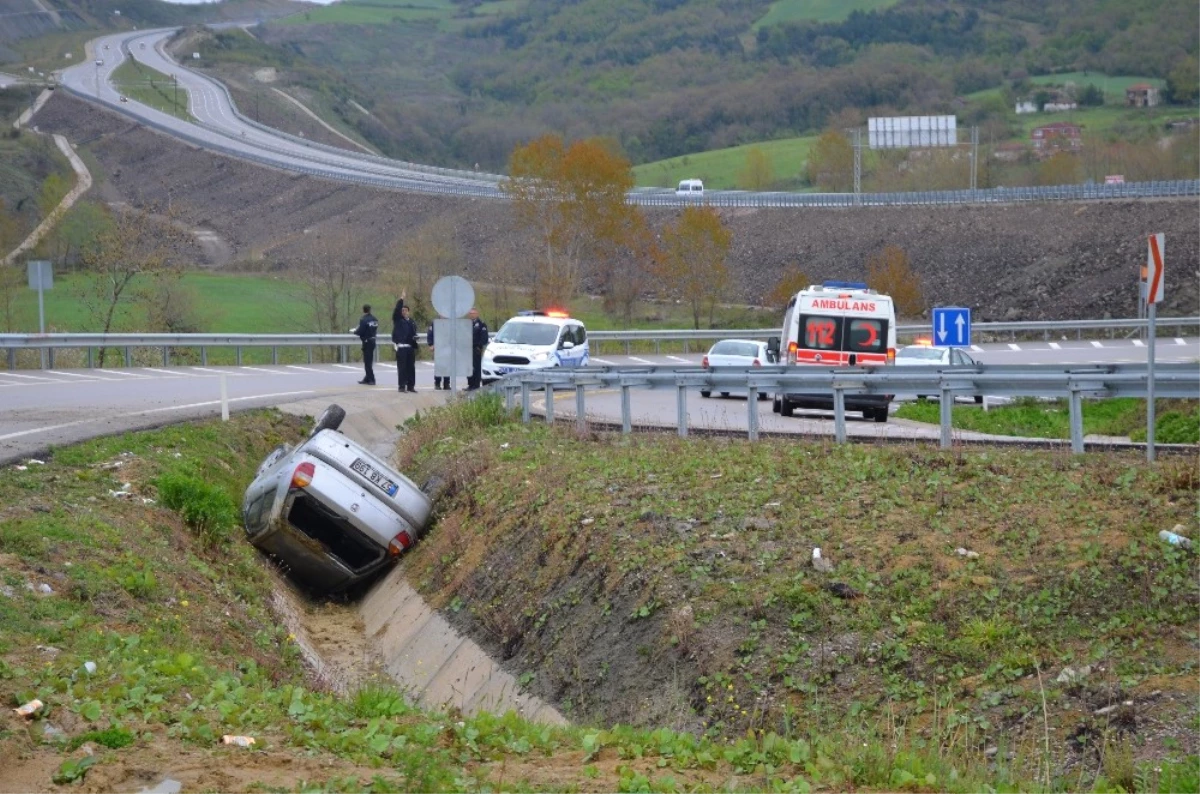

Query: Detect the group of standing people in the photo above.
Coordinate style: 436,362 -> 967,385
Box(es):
351,292 -> 489,392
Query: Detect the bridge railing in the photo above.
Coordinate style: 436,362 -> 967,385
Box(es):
496,362 -> 1200,454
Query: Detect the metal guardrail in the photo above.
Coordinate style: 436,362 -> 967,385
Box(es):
1,318 -> 1196,367
496,363 -> 1200,454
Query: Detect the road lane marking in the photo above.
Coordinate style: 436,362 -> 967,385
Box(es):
285,365 -> 327,373
971,345 -> 984,352
99,369 -> 151,378
238,366 -> 284,375
629,357 -> 654,365
1049,342 -> 1061,350
1090,341 -> 1104,348
1007,343 -> 1021,351
666,355 -> 691,363
0,371 -> 63,382
0,390 -> 317,442
37,370 -> 118,381
1175,338 -> 1187,345
590,357 -> 614,365
190,367 -> 246,376
1132,339 -> 1145,347
333,364 -> 359,371
142,367 -> 199,377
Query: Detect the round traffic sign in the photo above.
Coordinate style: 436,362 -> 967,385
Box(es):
430,276 -> 475,319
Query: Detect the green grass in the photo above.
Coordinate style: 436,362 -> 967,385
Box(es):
752,0 -> 900,28
277,0 -> 453,26
633,135 -> 818,190
111,58 -> 192,121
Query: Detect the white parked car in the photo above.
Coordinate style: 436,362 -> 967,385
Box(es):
241,405 -> 432,593
701,339 -> 775,401
894,343 -> 983,403
481,311 -> 588,382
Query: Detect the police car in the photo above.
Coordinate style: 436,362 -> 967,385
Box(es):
481,310 -> 589,382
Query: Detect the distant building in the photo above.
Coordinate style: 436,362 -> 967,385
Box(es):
1126,83 -> 1159,107
1043,101 -> 1077,112
1015,100 -> 1037,114
1031,122 -> 1083,154
993,142 -> 1028,162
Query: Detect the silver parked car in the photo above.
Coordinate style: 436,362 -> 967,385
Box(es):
894,343 -> 984,403
700,339 -> 775,400
242,405 -> 432,593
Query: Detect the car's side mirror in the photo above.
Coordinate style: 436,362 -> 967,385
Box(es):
561,340 -> 575,350
767,337 -> 780,358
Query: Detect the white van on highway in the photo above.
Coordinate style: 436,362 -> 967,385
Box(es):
675,179 -> 704,198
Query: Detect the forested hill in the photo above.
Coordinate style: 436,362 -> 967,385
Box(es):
245,0 -> 1198,169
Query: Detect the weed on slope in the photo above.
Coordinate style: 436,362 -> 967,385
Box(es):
401,394 -> 1200,790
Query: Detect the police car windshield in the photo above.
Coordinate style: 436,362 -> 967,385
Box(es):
495,321 -> 560,346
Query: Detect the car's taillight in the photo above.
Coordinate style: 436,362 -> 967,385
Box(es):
291,462 -> 315,488
388,530 -> 413,556
752,358 -> 761,367
886,347 -> 896,363
787,340 -> 797,365
701,355 -> 709,368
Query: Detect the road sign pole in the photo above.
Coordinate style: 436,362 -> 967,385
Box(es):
37,278 -> 46,370
1147,302 -> 1156,461
1145,233 -> 1165,462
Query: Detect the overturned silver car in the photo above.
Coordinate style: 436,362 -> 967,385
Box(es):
241,405 -> 431,593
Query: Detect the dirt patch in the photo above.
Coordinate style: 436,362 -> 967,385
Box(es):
31,92 -> 1200,320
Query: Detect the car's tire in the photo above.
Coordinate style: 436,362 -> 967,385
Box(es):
758,392 -> 769,401
310,404 -> 346,436
974,395 -> 984,405
721,392 -> 730,398
873,408 -> 889,423
700,390 -> 711,398
780,398 -> 794,417
772,397 -> 781,414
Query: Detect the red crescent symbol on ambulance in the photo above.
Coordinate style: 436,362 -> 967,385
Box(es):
863,324 -> 878,347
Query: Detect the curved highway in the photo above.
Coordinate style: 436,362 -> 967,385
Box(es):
3,338 -> 1195,464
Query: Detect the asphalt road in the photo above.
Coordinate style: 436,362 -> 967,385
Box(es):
3,339 -> 1195,464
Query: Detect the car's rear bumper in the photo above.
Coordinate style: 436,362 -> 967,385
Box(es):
781,392 -> 892,410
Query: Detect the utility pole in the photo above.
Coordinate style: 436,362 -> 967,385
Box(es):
172,73 -> 177,116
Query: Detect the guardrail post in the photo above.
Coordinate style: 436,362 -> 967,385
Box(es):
504,382 -> 514,413
521,381 -> 531,423
201,347 -> 207,366
545,382 -> 555,425
621,385 -> 632,434
833,387 -> 847,444
124,347 -> 131,367
162,346 -> 169,367
747,386 -> 759,441
87,347 -> 93,368
307,347 -> 313,365
6,349 -> 13,369
676,385 -> 688,438
1068,386 -> 1084,454
236,347 -> 243,366
48,348 -> 55,369
939,388 -> 953,449
624,340 -> 631,355
272,347 -> 278,365
654,340 -> 660,354
576,385 -> 587,434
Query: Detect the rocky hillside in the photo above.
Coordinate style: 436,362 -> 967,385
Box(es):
33,92 -> 1199,322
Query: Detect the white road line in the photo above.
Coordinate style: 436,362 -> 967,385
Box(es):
1048,342 -> 1061,350
143,367 -> 198,377
629,356 -> 655,365
190,367 -> 246,376
420,362 -> 434,367
971,345 -> 984,352
0,390 -> 317,442
0,371 -> 63,382
590,357 -> 614,365
99,369 -> 151,378
666,355 -> 691,363
238,366 -> 284,375
1132,339 -> 1145,348
1175,338 -> 1187,345
332,364 -> 359,371
41,370 -> 116,381
1007,343 -> 1021,351
1090,341 -> 1104,348
285,365 -> 326,373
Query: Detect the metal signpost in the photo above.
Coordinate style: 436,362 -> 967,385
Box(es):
932,307 -> 971,347
27,260 -> 52,369
1145,233 -> 1165,461
430,276 -> 475,395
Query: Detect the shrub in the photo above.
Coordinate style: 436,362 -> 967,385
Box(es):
153,472 -> 239,547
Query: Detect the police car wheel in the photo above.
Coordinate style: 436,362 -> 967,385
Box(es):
780,398 -> 794,417
700,390 -> 711,398
720,392 -> 730,398
974,395 -> 984,404
758,392 -> 769,401
772,397 -> 781,414
872,408 -> 889,423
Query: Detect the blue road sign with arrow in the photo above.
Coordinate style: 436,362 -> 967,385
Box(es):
932,307 -> 971,347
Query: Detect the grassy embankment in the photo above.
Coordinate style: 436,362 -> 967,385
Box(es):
111,57 -> 192,122
1,400 -> 1197,791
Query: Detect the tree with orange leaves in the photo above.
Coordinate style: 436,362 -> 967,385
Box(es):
658,205 -> 732,329
866,244 -> 925,318
503,134 -> 639,307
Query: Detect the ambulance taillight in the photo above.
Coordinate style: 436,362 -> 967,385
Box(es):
886,347 -> 896,364
787,340 -> 797,365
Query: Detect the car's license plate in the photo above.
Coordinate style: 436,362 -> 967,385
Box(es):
350,458 -> 399,497
497,366 -> 513,375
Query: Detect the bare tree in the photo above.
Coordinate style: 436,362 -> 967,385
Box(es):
377,216 -> 462,324
293,227 -> 367,337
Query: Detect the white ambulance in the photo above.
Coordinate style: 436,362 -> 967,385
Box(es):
767,281 -> 897,423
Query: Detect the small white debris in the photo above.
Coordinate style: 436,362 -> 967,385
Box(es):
173,453 -> 182,458
1094,704 -> 1119,716
36,645 -> 61,657
710,473 -> 722,479
14,465 -> 27,471
499,443 -> 510,449
27,459 -> 45,465
14,699 -> 43,717
812,547 -> 834,573
956,547 -> 980,559
763,502 -> 781,508
221,735 -> 256,747
580,518 -> 595,526
142,498 -> 156,505
37,583 -> 53,595
83,661 -> 97,674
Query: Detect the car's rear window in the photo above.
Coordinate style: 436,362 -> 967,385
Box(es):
712,341 -> 760,357
799,315 -> 888,353
898,347 -> 944,361
847,319 -> 885,353
800,315 -> 842,350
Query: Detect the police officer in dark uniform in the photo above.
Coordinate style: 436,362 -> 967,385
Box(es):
351,304 -> 378,385
392,304 -> 418,392
427,321 -> 449,390
468,307 -> 488,390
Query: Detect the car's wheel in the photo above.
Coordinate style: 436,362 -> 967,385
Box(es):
872,408 -> 889,423
758,392 -> 769,401
721,392 -> 730,398
700,390 -> 711,398
780,398 -> 794,417
310,404 -> 346,437
772,397 -> 781,414
974,395 -> 984,405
